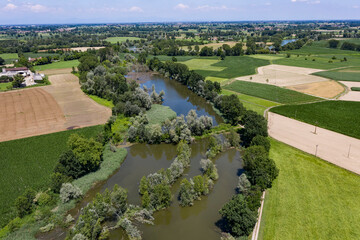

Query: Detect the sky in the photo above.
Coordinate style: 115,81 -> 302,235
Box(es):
0,0 -> 359,25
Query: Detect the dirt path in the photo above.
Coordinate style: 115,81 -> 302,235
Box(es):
0,71 -> 111,142
338,81 -> 360,102
268,112 -> 360,175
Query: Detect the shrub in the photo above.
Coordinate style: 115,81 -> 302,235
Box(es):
14,188 -> 36,218
226,129 -> 240,148
37,192 -> 52,206
237,173 -> 251,194
60,183 -> 82,203
39,223 -> 54,233
50,172 -> 72,193
219,194 -> 257,237
178,178 -> 195,207
250,135 -> 271,152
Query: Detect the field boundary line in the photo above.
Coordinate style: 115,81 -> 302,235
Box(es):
251,191 -> 266,240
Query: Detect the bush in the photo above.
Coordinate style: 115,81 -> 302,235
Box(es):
36,192 -> 52,206
243,146 -> 278,190
226,128 -> 240,148
14,188 -> 36,218
219,194 -> 257,237
50,172 -> 72,193
60,183 -> 82,203
250,135 -> 270,152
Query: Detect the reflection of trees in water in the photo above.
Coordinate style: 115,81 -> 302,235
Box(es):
129,143 -> 176,161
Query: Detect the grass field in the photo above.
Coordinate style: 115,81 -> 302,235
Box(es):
221,89 -> 281,115
105,37 -> 143,44
0,53 -> 18,64
351,87 -> 360,91
259,139 -> 360,240
23,52 -> 60,58
0,125 -> 102,228
313,67 -> 360,82
34,60 -> 79,71
0,82 -> 12,91
223,81 -> 321,104
270,101 -> 360,139
88,95 -> 114,108
183,59 -> 226,72
146,104 -> 177,125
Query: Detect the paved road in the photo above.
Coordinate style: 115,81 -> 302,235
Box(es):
268,112 -> 360,175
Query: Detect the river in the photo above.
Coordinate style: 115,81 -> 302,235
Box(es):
39,73 -> 241,240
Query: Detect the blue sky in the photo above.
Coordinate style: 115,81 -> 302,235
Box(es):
0,0 -> 359,24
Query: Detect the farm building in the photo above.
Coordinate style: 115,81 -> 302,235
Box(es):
0,67 -> 44,86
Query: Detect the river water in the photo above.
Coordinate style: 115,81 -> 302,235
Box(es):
39,73 -> 241,240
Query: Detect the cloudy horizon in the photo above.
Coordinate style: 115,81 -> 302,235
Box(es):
0,0 -> 359,25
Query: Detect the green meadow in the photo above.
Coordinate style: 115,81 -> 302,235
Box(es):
259,139 -> 360,240
34,60 -> 79,70
105,37 -> 143,44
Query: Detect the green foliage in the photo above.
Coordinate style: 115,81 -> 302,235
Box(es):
150,184 -> 172,210
193,175 -> 206,195
219,194 -> 257,237
146,104 -> 177,125
139,176 -> 149,195
351,87 -> 360,91
243,146 -> 279,190
67,134 -> 103,172
224,80 -> 320,104
215,94 -> 246,125
88,95 -> 114,108
250,135 -> 271,152
34,60 -> 80,71
241,110 -> 268,146
14,189 -> 36,218
226,128 -> 240,148
270,101 -> 360,139
12,74 -> 24,88
178,179 -> 195,207
50,172 -> 72,193
142,191 -> 150,208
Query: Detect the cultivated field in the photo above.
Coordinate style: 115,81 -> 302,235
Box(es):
270,101 -> 360,139
234,64 -> 344,98
42,73 -> 112,130
105,37 -> 143,43
259,139 -> 360,240
0,125 -> 102,228
0,88 -> 66,142
268,112 -> 360,174
0,70 -> 111,142
34,60 -> 79,71
223,81 -> 321,104
313,67 -> 360,82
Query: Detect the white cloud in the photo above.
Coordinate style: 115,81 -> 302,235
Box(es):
27,4 -> 48,13
127,6 -> 144,12
3,3 -> 17,10
175,3 -> 189,10
196,5 -> 233,11
353,5 -> 359,9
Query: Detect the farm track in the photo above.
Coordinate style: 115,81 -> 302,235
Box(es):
0,70 -> 111,142
267,112 -> 360,175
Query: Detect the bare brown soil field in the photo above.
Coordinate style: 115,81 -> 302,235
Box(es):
339,81 -> 360,102
0,88 -> 66,142
268,112 -> 360,175
38,47 -> 104,52
286,80 -> 344,98
0,72 -> 111,142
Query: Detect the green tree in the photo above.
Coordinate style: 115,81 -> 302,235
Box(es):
241,110 -> 268,146
243,146 -> 279,190
193,175 -> 205,195
142,191 -> 150,208
15,188 -> 36,218
250,135 -> 270,152
12,74 -> 24,88
139,176 -> 149,195
150,184 -> 172,210
219,194 -> 257,237
0,57 -> 5,65
178,178 -> 194,207
328,39 -> 340,48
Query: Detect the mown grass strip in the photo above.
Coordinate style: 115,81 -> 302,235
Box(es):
259,138 -> 360,240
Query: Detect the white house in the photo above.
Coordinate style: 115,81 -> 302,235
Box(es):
0,67 -> 44,86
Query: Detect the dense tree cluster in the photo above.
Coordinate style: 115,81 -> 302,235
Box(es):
50,134 -> 103,193
139,141 -> 191,210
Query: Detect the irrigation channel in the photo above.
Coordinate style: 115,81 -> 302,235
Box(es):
40,73 -> 242,240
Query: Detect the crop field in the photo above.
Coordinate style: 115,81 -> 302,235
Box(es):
223,81 -> 321,104
184,56 -> 270,80
23,52 -> 60,58
0,125 -> 103,228
0,53 -> 18,64
313,67 -> 360,82
249,54 -> 285,61
146,104 -> 177,125
34,60 -> 79,71
221,89 -> 281,115
259,139 -> 360,240
105,37 -> 143,43
270,101 -> 360,139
